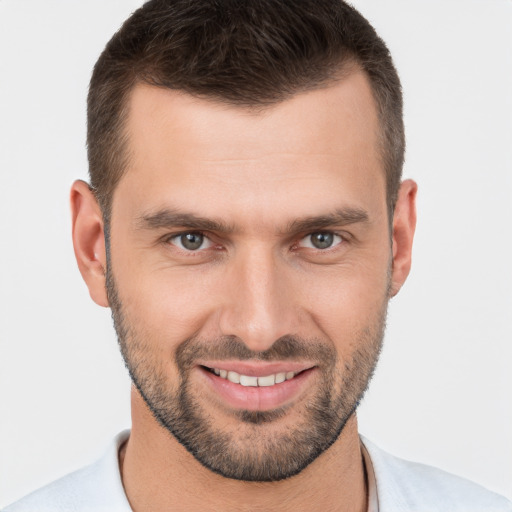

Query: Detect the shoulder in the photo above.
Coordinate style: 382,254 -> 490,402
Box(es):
3,431 -> 131,512
361,436 -> 512,512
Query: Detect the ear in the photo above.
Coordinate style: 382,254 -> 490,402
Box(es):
390,179 -> 418,297
70,180 -> 109,307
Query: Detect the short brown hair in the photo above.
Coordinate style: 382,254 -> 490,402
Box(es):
88,0 -> 404,220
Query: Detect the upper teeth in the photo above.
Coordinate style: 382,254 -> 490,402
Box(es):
213,368 -> 296,387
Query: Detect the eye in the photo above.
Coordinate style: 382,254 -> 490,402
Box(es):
298,232 -> 343,250
169,232 -> 212,251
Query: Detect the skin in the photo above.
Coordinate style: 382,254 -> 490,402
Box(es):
71,69 -> 417,511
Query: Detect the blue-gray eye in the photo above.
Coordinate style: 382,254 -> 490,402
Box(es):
170,232 -> 211,251
298,232 -> 342,249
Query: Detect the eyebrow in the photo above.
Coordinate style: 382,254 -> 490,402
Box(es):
283,208 -> 370,234
137,207 -> 369,234
137,209 -> 234,233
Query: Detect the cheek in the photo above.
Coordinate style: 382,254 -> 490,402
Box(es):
297,259 -> 390,353
115,257 -> 390,338
114,261 -> 220,350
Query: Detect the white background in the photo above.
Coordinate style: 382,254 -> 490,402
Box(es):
0,0 -> 511,507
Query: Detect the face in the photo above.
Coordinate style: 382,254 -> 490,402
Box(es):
102,71 -> 396,481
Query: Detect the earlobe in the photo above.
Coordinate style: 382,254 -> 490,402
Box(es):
390,179 -> 418,297
70,180 -> 109,307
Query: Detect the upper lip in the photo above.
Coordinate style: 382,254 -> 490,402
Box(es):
198,361 -> 315,377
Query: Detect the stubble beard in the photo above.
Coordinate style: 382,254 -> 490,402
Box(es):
106,267 -> 387,482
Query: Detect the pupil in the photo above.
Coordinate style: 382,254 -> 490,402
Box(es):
311,232 -> 333,249
181,233 -> 203,250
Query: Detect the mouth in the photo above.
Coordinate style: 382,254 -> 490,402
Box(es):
197,362 -> 316,412
203,366 -> 304,387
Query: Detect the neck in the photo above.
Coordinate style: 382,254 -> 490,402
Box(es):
120,387 -> 367,512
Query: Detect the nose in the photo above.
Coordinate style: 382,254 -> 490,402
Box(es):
217,245 -> 299,353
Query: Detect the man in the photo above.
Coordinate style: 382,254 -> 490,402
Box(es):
4,0 -> 511,511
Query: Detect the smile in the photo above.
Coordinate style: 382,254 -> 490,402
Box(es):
198,363 -> 316,411
207,367 -> 298,387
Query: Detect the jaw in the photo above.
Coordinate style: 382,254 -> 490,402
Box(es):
127,385 -> 365,492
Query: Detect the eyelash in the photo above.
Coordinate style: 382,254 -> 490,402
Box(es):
163,230 -> 347,254
295,232 -> 345,251
164,231 -> 215,254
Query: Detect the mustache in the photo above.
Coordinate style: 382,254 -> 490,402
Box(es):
176,334 -> 336,368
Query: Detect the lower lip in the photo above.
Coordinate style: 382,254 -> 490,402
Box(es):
198,366 -> 316,411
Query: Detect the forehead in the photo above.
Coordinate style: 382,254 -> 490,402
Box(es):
126,70 -> 380,159
115,71 -> 385,226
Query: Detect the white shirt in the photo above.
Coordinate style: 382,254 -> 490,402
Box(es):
4,431 -> 512,512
